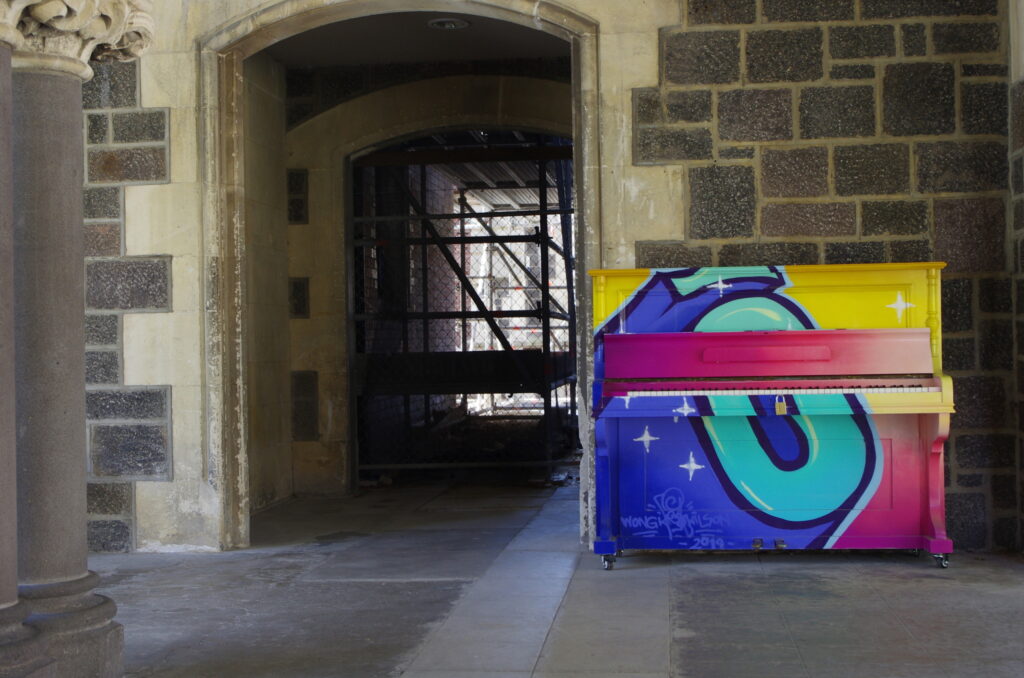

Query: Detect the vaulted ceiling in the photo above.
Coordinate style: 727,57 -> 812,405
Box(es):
264,11 -> 569,68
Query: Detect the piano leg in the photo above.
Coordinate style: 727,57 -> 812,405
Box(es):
593,418 -> 620,561
922,413 -> 954,563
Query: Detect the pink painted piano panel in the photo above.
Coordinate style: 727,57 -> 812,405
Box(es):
603,329 -> 934,380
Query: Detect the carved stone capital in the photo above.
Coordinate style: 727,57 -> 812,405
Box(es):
6,0 -> 153,79
0,1 -> 27,48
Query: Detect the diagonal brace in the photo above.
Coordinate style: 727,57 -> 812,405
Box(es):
457,196 -> 568,316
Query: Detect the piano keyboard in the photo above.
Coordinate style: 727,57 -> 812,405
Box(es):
626,386 -> 939,397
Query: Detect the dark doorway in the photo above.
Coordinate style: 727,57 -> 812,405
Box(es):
350,130 -> 578,476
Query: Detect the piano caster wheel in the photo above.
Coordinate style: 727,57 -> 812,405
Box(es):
932,554 -> 950,569
602,555 -> 616,571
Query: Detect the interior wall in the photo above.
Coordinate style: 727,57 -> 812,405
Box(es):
244,52 -> 294,511
285,75 -> 572,493
286,117 -> 347,495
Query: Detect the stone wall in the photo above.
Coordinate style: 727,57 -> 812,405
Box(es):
634,0 -> 1016,550
82,60 -> 172,552
80,0 -> 1021,552
1012,46 -> 1024,551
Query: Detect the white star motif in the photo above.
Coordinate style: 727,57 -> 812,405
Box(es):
886,291 -> 915,323
673,398 -> 696,417
679,451 -> 706,481
633,426 -> 659,454
620,395 -> 632,409
708,275 -> 732,297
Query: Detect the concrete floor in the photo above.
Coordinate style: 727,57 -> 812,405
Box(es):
91,481 -> 1024,678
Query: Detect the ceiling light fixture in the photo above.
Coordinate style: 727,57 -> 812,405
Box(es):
427,17 -> 470,30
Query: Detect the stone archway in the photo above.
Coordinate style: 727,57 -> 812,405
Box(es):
197,1 -> 600,548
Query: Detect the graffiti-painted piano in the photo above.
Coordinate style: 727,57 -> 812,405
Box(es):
590,263 -> 954,569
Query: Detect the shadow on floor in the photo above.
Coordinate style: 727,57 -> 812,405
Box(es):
91,481 -> 1024,678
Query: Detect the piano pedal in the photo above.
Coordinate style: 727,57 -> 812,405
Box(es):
774,539 -> 787,550
752,538 -> 763,551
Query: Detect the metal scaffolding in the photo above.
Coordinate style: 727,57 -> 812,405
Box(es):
350,131 -> 577,472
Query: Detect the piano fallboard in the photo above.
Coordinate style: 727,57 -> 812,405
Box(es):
603,328 -> 935,380
604,376 -> 942,394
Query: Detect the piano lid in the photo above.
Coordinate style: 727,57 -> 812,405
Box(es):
603,328 -> 934,380
589,264 -> 947,375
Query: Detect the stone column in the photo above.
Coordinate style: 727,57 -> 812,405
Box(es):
6,2 -> 153,676
13,64 -> 124,675
0,18 -> 54,678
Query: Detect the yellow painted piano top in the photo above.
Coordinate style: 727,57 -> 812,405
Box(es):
589,262 -> 947,376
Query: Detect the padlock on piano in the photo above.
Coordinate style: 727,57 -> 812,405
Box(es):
775,395 -> 787,415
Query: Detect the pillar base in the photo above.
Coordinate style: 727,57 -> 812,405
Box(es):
18,573 -> 122,678
0,601 -> 54,678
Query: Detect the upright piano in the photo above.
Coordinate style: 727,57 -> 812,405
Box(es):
590,263 -> 954,568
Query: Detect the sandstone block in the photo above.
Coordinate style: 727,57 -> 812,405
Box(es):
762,147 -> 828,197
719,242 -> 819,266
933,22 -> 1000,54
941,279 -> 973,333
962,82 -> 1008,136
763,203 -> 856,237
863,0 -> 997,18
87,483 -> 133,515
800,86 -> 875,138
688,0 -> 755,24
883,63 -> 955,136
689,165 -> 755,238
718,89 -> 791,141
861,201 -> 928,236
90,424 -> 169,477
829,25 -> 895,59
901,24 -> 927,56
635,242 -> 712,268
747,28 -> 822,83
917,142 -> 1007,193
86,257 -> 170,311
825,241 -> 885,264
666,90 -> 712,123
665,31 -> 740,85
831,65 -> 875,80
763,0 -> 853,21
635,127 -> 713,163
934,198 -> 1005,272
835,144 -> 909,195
